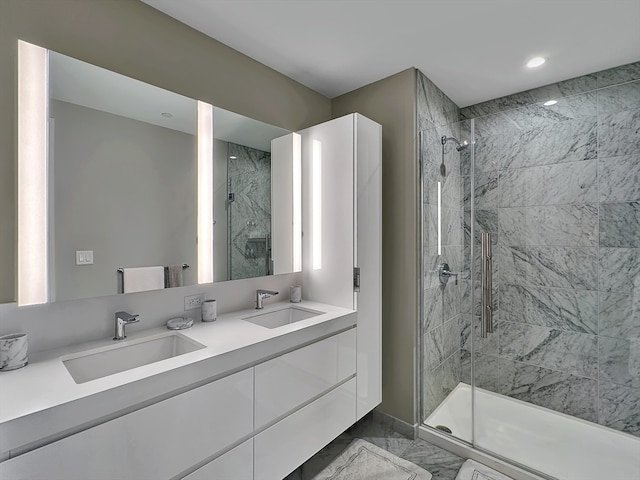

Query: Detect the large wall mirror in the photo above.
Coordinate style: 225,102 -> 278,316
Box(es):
17,41 -> 301,306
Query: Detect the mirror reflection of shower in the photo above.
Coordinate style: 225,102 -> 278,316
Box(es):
226,143 -> 272,280
439,135 -> 469,176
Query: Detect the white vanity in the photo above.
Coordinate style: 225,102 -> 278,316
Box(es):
0,301 -> 358,480
1,108 -> 381,479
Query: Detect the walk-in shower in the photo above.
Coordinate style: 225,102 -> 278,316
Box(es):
419,66 -> 640,480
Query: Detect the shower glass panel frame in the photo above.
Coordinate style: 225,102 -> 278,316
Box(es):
420,76 -> 640,480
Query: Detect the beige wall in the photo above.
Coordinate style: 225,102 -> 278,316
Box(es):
0,0 -> 331,302
332,69 -> 418,425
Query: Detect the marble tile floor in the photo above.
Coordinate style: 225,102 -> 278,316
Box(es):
285,413 -> 466,480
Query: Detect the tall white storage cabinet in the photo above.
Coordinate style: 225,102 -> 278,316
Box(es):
300,113 -> 382,420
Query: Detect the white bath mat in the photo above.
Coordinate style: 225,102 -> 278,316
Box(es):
455,459 -> 514,480
312,439 -> 432,480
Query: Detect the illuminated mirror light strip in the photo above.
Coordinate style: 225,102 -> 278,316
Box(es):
197,101 -> 214,283
292,133 -> 302,272
437,181 -> 442,256
312,139 -> 322,270
18,40 -> 49,306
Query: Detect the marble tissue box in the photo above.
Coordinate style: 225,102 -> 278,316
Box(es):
0,333 -> 29,371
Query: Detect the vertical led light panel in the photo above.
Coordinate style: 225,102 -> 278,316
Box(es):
312,140 -> 322,270
292,133 -> 302,272
437,181 -> 442,256
18,40 -> 49,306
197,101 -> 214,283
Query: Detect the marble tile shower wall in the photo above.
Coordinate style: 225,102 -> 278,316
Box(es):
459,62 -> 640,436
227,142 -> 272,280
417,70 -> 466,419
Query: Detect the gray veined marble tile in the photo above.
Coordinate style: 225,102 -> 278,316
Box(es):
597,61 -> 640,88
479,117 -> 597,171
599,336 -> 640,389
499,321 -> 598,378
599,248 -> 640,293
599,202 -> 640,248
498,359 -> 598,422
500,284 -> 598,334
464,171 -> 499,210
499,204 -> 598,247
423,316 -> 460,371
599,291 -> 640,340
597,80 -> 640,115
417,70 -> 460,130
464,209 -> 499,247
460,74 -> 598,120
598,108 -> 640,158
472,92 -> 597,136
400,439 -> 466,480
597,380 -> 640,437
459,314 -> 499,356
598,154 -> 640,203
423,286 -> 444,333
424,170 -> 462,209
422,352 -> 461,420
499,160 -> 597,207
500,245 -> 598,290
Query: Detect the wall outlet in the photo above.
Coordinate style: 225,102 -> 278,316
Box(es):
184,293 -> 205,311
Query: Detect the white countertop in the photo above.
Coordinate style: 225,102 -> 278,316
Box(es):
0,300 -> 356,458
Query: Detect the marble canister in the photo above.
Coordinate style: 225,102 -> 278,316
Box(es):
0,333 -> 28,371
201,299 -> 217,322
290,285 -> 302,303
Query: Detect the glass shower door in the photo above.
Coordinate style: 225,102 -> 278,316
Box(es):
419,120 -> 473,445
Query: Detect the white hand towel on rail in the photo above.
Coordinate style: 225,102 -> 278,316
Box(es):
122,266 -> 165,293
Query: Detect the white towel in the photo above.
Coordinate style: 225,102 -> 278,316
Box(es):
122,266 -> 165,293
455,460 -> 514,480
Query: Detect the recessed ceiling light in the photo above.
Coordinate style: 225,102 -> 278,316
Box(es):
543,100 -> 558,106
161,112 -> 173,118
526,57 -> 546,68
229,156 -> 237,159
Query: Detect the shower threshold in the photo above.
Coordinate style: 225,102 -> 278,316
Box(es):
424,383 -> 640,480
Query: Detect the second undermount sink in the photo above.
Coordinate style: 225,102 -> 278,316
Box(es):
62,332 -> 205,384
242,305 -> 324,329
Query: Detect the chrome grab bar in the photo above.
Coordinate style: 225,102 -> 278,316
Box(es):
481,233 -> 493,338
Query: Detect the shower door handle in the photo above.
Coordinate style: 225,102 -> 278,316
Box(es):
481,233 -> 493,338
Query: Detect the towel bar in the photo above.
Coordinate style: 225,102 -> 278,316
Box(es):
117,264 -> 189,273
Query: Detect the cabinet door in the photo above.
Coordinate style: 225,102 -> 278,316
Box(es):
0,369 -> 253,480
183,439 -> 253,480
255,329 -> 356,429
300,115 -> 354,309
254,378 -> 356,480
354,113 -> 382,419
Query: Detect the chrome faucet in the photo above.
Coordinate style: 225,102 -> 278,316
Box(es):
114,311 -> 140,340
256,289 -> 279,309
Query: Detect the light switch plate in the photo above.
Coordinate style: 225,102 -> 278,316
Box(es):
76,250 -> 94,265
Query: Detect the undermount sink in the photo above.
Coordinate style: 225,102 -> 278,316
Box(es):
62,332 -> 205,384
242,305 -> 323,329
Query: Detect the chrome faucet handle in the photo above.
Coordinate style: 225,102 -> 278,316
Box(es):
114,311 -> 140,340
256,289 -> 279,309
438,263 -> 459,286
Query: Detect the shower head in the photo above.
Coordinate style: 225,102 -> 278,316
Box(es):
441,135 -> 469,152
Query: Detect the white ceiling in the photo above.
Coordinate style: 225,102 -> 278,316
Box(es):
141,0 -> 640,107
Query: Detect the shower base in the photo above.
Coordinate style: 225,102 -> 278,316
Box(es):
424,383 -> 640,480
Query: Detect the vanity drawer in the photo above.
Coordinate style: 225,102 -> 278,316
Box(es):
254,328 -> 356,429
182,439 -> 253,480
254,377 -> 356,480
0,368 -> 253,480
